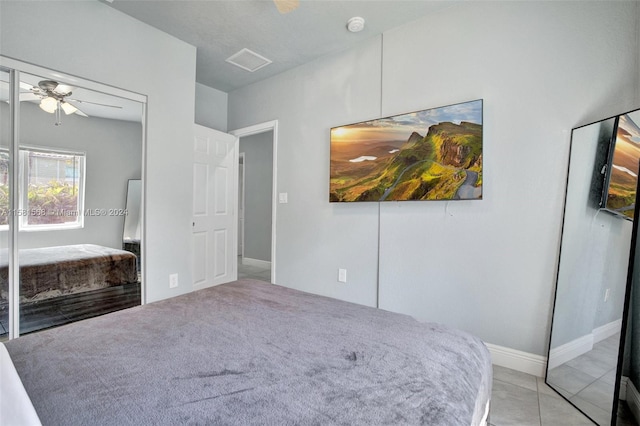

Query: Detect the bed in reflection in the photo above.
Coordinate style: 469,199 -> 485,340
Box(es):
0,244 -> 138,302
0,244 -> 140,337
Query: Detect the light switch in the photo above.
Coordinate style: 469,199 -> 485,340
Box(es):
279,193 -> 288,203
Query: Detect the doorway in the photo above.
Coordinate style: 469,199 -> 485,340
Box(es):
230,121 -> 278,284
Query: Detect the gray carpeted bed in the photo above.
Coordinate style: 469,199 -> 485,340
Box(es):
4,279 -> 492,425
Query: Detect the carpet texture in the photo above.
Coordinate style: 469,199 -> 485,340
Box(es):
6,279 -> 492,425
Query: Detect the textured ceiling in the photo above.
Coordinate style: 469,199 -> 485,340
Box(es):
106,0 -> 453,93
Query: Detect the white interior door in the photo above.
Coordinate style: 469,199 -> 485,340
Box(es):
193,124 -> 238,289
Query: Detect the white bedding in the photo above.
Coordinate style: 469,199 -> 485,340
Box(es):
0,343 -> 41,426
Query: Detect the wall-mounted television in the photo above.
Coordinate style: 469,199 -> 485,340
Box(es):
329,99 -> 483,202
601,109 -> 640,220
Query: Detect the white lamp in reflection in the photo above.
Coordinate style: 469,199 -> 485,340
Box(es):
39,96 -> 58,113
60,101 -> 77,115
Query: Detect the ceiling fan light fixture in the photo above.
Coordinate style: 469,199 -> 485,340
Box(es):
54,85 -> 73,96
39,97 -> 58,114
61,101 -> 77,115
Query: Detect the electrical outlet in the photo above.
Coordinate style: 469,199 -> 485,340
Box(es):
338,268 -> 347,283
169,273 -> 179,288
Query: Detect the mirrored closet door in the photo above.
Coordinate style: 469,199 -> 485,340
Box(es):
0,68 -> 12,340
0,59 -> 146,340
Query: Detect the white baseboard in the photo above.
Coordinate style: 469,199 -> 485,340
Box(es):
546,319 -> 622,370
242,257 -> 271,269
547,334 -> 593,370
593,319 -> 622,343
485,321 -> 624,382
626,376 -> 640,423
485,342 -> 547,377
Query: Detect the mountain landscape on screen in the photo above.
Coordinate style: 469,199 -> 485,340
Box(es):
605,110 -> 640,219
330,100 -> 483,202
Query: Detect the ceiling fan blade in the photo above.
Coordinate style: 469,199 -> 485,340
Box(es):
19,82 -> 35,91
19,93 -> 41,102
274,0 -> 299,14
66,98 -> 122,109
73,108 -> 89,118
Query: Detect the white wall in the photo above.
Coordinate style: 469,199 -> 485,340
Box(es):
229,1 -> 640,356
195,82 -> 228,132
0,1 -> 196,303
0,102 -> 142,250
239,131 -> 273,262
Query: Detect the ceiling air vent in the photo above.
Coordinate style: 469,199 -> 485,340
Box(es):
226,48 -> 272,72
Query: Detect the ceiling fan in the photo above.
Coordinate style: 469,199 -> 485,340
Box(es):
20,80 -> 121,126
273,0 -> 299,14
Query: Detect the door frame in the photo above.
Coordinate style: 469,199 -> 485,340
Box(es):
238,152 -> 245,259
230,120 -> 278,284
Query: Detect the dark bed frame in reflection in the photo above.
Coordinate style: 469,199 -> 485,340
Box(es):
547,107 -> 640,426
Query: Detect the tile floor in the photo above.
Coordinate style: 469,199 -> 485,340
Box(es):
491,364 -> 637,425
237,256 -> 271,282
546,334 -> 621,424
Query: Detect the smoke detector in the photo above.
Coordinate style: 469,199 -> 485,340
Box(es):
347,17 -> 365,33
